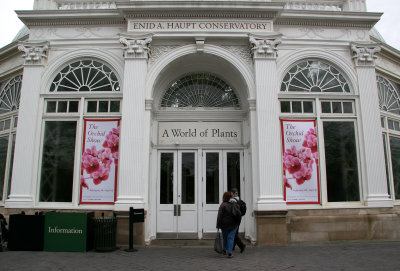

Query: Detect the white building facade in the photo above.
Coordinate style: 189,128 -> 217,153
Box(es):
1,0 -> 400,245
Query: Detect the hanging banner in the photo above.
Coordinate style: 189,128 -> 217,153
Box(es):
281,119 -> 320,204
80,119 -> 120,204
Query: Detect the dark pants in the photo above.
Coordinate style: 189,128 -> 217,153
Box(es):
233,222 -> 245,250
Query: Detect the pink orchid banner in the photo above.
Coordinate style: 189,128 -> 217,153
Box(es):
281,120 -> 320,204
80,119 -> 120,204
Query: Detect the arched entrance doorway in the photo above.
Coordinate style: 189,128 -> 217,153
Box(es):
149,51 -> 251,239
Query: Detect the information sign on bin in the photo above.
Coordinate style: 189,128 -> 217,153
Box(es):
44,212 -> 94,252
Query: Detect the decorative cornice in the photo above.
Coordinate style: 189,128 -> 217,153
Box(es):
119,34 -> 153,59
249,34 -> 282,60
18,41 -> 49,66
351,42 -> 381,67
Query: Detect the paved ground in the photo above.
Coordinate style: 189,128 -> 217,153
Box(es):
1,241 -> 400,271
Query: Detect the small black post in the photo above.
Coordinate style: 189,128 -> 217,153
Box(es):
125,207 -> 137,252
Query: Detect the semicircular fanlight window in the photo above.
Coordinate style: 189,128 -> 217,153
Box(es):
281,60 -> 351,93
161,73 -> 240,108
50,60 -> 120,92
377,76 -> 400,115
0,75 -> 22,114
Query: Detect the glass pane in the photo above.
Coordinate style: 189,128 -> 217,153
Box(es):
4,119 -> 10,130
0,121 -> 4,131
388,120 -> 395,130
46,101 -> 57,113
110,101 -> 120,112
206,153 -> 219,204
321,102 -> 331,113
332,102 -> 342,113
0,136 -> 9,201
14,117 -> 18,128
87,101 -> 97,113
227,152 -> 240,193
280,101 -> 290,113
69,101 -> 79,113
381,118 -> 385,128
303,101 -> 313,113
99,101 -> 109,112
57,101 -> 68,113
292,101 -> 302,113
395,121 -> 400,132
39,121 -> 76,202
160,153 -> 174,204
343,102 -> 353,114
7,134 -> 16,198
390,136 -> 400,199
324,121 -> 360,202
181,153 -> 195,204
383,135 -> 391,198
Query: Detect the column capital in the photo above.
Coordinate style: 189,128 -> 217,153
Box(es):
120,33 -> 153,59
351,42 -> 381,67
249,34 -> 282,60
18,41 -> 49,66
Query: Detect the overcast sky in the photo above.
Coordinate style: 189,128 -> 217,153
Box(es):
0,0 -> 399,49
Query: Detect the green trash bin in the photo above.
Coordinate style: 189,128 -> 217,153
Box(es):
93,216 -> 117,252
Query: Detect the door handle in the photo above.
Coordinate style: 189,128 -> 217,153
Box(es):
174,204 -> 181,216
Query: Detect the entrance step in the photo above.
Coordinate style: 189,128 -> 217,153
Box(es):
149,239 -> 214,247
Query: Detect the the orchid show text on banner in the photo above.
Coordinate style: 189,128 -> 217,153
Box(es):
80,119 -> 120,204
281,119 -> 320,204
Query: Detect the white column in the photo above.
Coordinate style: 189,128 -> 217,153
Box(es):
115,34 -> 152,210
250,35 -> 286,210
6,41 -> 49,208
351,43 -> 392,207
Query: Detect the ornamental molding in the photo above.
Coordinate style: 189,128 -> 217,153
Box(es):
148,45 -> 181,67
351,42 -> 381,67
284,1 -> 343,11
119,34 -> 153,59
18,41 -> 49,65
219,45 -> 253,68
249,34 -> 282,60
276,26 -> 368,41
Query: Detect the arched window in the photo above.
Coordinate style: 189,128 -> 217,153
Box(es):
280,60 -> 359,204
0,75 -> 21,114
281,60 -> 350,93
377,76 -> 400,115
0,74 -> 21,202
40,59 -> 121,204
379,75 -> 400,200
160,73 -> 240,108
50,60 -> 120,92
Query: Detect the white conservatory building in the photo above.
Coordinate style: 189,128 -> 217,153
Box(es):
1,0 -> 400,246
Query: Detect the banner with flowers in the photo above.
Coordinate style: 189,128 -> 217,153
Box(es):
281,120 -> 320,204
80,119 -> 120,204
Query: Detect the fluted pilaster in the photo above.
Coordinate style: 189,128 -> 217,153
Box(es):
351,43 -> 391,207
6,42 -> 48,208
116,35 -> 152,210
250,35 -> 286,210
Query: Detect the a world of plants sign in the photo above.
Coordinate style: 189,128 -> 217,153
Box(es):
281,119 -> 320,204
80,119 -> 120,204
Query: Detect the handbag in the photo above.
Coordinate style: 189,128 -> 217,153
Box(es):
214,229 -> 223,254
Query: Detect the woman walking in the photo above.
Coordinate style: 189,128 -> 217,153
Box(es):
216,192 -> 239,258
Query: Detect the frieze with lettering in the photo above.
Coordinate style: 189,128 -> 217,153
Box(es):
128,20 -> 272,33
158,122 -> 242,145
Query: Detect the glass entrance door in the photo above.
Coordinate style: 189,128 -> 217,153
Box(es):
157,150 -> 198,239
202,150 -> 243,238
156,149 -> 243,239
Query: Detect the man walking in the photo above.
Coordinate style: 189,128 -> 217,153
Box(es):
229,188 -> 246,253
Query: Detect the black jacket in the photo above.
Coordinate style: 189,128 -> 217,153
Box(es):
216,201 -> 237,231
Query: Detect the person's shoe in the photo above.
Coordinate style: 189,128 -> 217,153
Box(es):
240,244 -> 246,253
222,250 -> 226,255
227,253 -> 233,258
